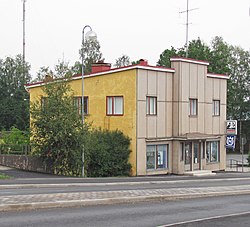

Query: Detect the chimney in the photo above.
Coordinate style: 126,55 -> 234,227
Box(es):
139,59 -> 148,66
91,61 -> 111,73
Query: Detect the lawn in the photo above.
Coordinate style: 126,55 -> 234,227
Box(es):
0,173 -> 11,179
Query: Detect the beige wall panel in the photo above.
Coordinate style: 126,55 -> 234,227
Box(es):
197,65 -> 205,102
166,73 -> 173,102
172,102 -> 179,136
157,102 -> 166,137
219,136 -> 226,170
147,116 -> 157,138
189,64 -> 198,98
213,78 -> 220,100
220,80 -> 227,104
189,117 -> 198,132
157,72 -> 166,101
220,105 -> 227,134
198,103 -> 205,133
172,64 -> 180,102
181,70 -> 190,102
137,101 -> 146,138
212,117 -> 220,134
172,141 -> 180,174
205,78 -> 213,103
147,71 -> 157,95
205,104 -> 212,134
181,102 -> 189,134
137,70 -> 147,100
166,102 -> 173,137
137,138 -> 146,175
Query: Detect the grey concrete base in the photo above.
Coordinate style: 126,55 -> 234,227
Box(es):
184,170 -> 216,177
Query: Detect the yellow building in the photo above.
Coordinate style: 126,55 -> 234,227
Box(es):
26,58 -> 229,176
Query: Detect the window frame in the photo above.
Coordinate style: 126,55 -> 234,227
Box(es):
189,98 -> 198,116
206,141 -> 220,163
146,96 -> 157,115
73,96 -> 89,115
106,96 -> 124,116
212,100 -> 220,116
146,144 -> 168,170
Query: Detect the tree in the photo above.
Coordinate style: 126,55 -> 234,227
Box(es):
30,78 -> 88,176
84,129 -> 131,177
0,55 -> 31,130
80,38 -> 104,74
114,54 -> 131,67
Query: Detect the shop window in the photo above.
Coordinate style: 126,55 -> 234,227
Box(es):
73,96 -> 89,115
212,100 -> 220,116
206,141 -> 219,163
106,96 -> 123,115
146,96 -> 157,115
189,98 -> 198,116
146,145 -> 168,170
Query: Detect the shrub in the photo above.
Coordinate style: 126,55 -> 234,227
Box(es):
85,129 -> 131,177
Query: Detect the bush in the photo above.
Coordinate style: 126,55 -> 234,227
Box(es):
85,129 -> 132,177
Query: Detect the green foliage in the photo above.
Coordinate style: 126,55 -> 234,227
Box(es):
0,55 -> 31,130
30,79 -> 88,176
1,127 -> 29,145
80,39 -> 104,74
114,54 -> 131,67
85,129 -> 132,177
0,173 -> 11,179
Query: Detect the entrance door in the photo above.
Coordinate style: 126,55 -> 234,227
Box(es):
193,142 -> 200,170
184,142 -> 192,171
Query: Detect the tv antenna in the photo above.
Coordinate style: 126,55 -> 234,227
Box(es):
179,0 -> 199,57
22,0 -> 26,63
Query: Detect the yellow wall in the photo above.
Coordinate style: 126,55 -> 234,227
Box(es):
28,69 -> 137,175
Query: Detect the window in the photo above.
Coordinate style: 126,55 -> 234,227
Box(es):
106,96 -> 123,115
206,141 -> 219,163
146,96 -> 157,115
146,145 -> 168,170
212,100 -> 220,116
189,99 -> 198,116
73,96 -> 88,115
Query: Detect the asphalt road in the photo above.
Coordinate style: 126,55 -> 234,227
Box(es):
1,177 -> 250,196
0,194 -> 249,227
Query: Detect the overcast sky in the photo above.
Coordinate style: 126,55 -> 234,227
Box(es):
0,0 -> 249,77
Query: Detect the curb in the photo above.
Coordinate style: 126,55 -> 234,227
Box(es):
1,189 -> 250,212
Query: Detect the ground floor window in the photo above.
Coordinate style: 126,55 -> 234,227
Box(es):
146,144 -> 168,170
206,141 -> 219,163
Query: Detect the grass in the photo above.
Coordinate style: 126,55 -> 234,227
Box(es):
0,173 -> 11,179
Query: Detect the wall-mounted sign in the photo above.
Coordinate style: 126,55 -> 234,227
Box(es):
226,120 -> 237,135
226,135 -> 236,149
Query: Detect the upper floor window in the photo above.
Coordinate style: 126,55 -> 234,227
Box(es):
212,100 -> 220,116
146,96 -> 157,115
189,98 -> 198,116
73,96 -> 88,115
106,96 -> 123,115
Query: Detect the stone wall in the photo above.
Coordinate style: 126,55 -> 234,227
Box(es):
0,155 -> 53,174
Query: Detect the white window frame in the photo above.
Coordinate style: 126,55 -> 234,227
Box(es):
146,96 -> 157,115
206,141 -> 219,163
212,100 -> 220,116
106,96 -> 123,116
189,98 -> 198,116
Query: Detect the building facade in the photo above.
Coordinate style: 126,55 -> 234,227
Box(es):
26,58 -> 229,176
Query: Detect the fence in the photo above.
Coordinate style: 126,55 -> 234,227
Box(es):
0,144 -> 31,155
226,158 -> 250,172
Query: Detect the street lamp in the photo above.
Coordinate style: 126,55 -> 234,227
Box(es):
81,25 -> 97,177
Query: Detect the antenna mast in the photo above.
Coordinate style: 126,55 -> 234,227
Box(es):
179,0 -> 198,57
23,0 -> 26,63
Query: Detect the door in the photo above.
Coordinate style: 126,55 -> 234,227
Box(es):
184,142 -> 192,171
193,142 -> 200,170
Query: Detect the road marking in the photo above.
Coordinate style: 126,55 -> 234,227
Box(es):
159,211 -> 250,227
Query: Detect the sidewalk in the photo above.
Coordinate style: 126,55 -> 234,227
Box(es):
1,184 -> 250,212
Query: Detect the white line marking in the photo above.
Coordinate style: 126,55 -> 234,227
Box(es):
159,211 -> 250,227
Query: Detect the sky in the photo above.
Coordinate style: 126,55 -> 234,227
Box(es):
0,0 -> 250,78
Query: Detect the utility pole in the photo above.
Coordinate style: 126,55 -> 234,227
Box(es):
179,0 -> 198,57
22,0 -> 26,64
